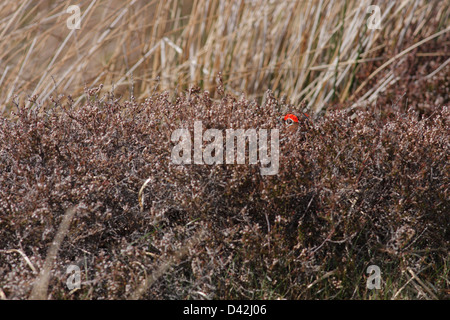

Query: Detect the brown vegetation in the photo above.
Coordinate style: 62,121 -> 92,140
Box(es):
0,83 -> 448,299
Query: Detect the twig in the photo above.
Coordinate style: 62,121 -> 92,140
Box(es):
407,267 -> 438,300
1,249 -> 37,274
307,269 -> 337,289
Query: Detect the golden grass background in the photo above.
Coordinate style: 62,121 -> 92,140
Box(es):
1,0 -> 448,115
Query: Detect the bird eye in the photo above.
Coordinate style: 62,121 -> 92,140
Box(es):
285,118 -> 294,126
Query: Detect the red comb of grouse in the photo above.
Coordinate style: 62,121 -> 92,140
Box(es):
284,114 -> 299,123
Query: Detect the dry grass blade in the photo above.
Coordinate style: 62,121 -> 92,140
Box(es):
138,177 -> 153,212
128,229 -> 206,300
351,26 -> 450,101
29,206 -> 77,300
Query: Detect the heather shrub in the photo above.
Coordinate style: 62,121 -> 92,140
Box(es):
0,86 -> 448,299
